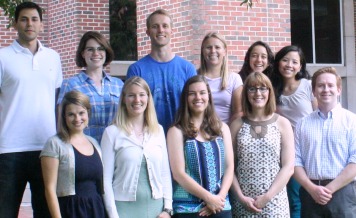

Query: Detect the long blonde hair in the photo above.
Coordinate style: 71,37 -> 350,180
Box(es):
112,76 -> 159,135
198,32 -> 229,90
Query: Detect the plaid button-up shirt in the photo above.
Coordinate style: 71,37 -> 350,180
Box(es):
58,71 -> 124,143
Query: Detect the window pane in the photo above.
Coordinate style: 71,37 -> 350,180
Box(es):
291,0 -> 313,63
314,0 -> 341,63
110,0 -> 137,61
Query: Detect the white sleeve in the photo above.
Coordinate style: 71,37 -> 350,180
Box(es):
101,127 -> 120,218
159,126 -> 173,209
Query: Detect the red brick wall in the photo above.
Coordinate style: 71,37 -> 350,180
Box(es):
136,0 -> 291,73
0,0 -> 290,75
0,0 -> 110,78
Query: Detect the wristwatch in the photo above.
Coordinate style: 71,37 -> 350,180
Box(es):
163,208 -> 173,216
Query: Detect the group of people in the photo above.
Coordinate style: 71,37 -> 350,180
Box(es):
0,2 -> 355,218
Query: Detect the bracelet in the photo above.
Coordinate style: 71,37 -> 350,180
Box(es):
163,208 -> 173,216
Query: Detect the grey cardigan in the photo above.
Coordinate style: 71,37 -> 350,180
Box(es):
40,135 -> 103,197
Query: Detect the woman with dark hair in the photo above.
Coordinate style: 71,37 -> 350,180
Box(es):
198,32 -> 243,123
230,72 -> 294,217
58,31 -> 124,143
271,45 -> 317,218
101,77 -> 172,218
41,90 -> 105,218
167,75 -> 234,217
238,41 -> 274,82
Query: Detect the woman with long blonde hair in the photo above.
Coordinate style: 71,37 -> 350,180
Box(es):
198,32 -> 243,123
101,76 -> 172,218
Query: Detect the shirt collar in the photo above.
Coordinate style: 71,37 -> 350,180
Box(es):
317,103 -> 342,119
12,39 -> 43,54
78,70 -> 112,82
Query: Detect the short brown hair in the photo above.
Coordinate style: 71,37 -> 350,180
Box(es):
76,31 -> 114,68
312,67 -> 341,91
241,72 -> 276,116
57,91 -> 91,142
146,9 -> 173,29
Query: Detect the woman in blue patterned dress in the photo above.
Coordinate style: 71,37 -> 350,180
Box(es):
229,72 -> 294,217
167,75 -> 234,217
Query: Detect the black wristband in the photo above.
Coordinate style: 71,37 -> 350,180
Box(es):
163,208 -> 173,215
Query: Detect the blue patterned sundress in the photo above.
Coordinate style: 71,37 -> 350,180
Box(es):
173,137 -> 231,214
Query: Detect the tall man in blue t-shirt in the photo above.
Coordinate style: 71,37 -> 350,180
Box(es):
126,9 -> 196,134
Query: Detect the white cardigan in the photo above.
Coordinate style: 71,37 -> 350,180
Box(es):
101,124 -> 172,218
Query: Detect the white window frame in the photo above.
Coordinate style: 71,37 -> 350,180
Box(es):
309,0 -> 344,66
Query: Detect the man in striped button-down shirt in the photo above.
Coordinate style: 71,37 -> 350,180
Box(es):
294,67 -> 356,218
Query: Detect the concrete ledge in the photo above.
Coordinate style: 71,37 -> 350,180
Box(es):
110,61 -> 135,79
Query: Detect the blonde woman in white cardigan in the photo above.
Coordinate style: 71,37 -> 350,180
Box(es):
101,76 -> 173,218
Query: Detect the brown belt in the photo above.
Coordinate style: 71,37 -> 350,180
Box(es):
310,179 -> 333,186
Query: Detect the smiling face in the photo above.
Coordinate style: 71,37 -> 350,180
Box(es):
202,37 -> 226,69
65,104 -> 89,135
124,84 -> 148,118
14,8 -> 43,45
187,82 -> 210,115
247,85 -> 270,110
313,73 -> 341,111
278,51 -> 302,80
146,14 -> 172,48
249,45 -> 268,73
81,39 -> 106,70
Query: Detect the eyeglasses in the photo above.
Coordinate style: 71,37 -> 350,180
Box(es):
247,86 -> 269,93
84,47 -> 105,53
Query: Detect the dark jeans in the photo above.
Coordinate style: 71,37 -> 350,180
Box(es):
0,151 -> 50,218
173,210 -> 232,218
300,181 -> 356,218
287,177 -> 301,218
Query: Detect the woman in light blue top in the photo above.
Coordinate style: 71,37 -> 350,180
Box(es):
271,45 -> 318,218
167,75 -> 234,217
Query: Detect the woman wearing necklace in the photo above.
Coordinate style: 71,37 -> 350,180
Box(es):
57,31 -> 124,143
41,90 -> 105,218
101,76 -> 172,218
167,75 -> 234,217
229,72 -> 294,217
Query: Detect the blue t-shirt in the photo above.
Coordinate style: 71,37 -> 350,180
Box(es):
126,55 -> 196,133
